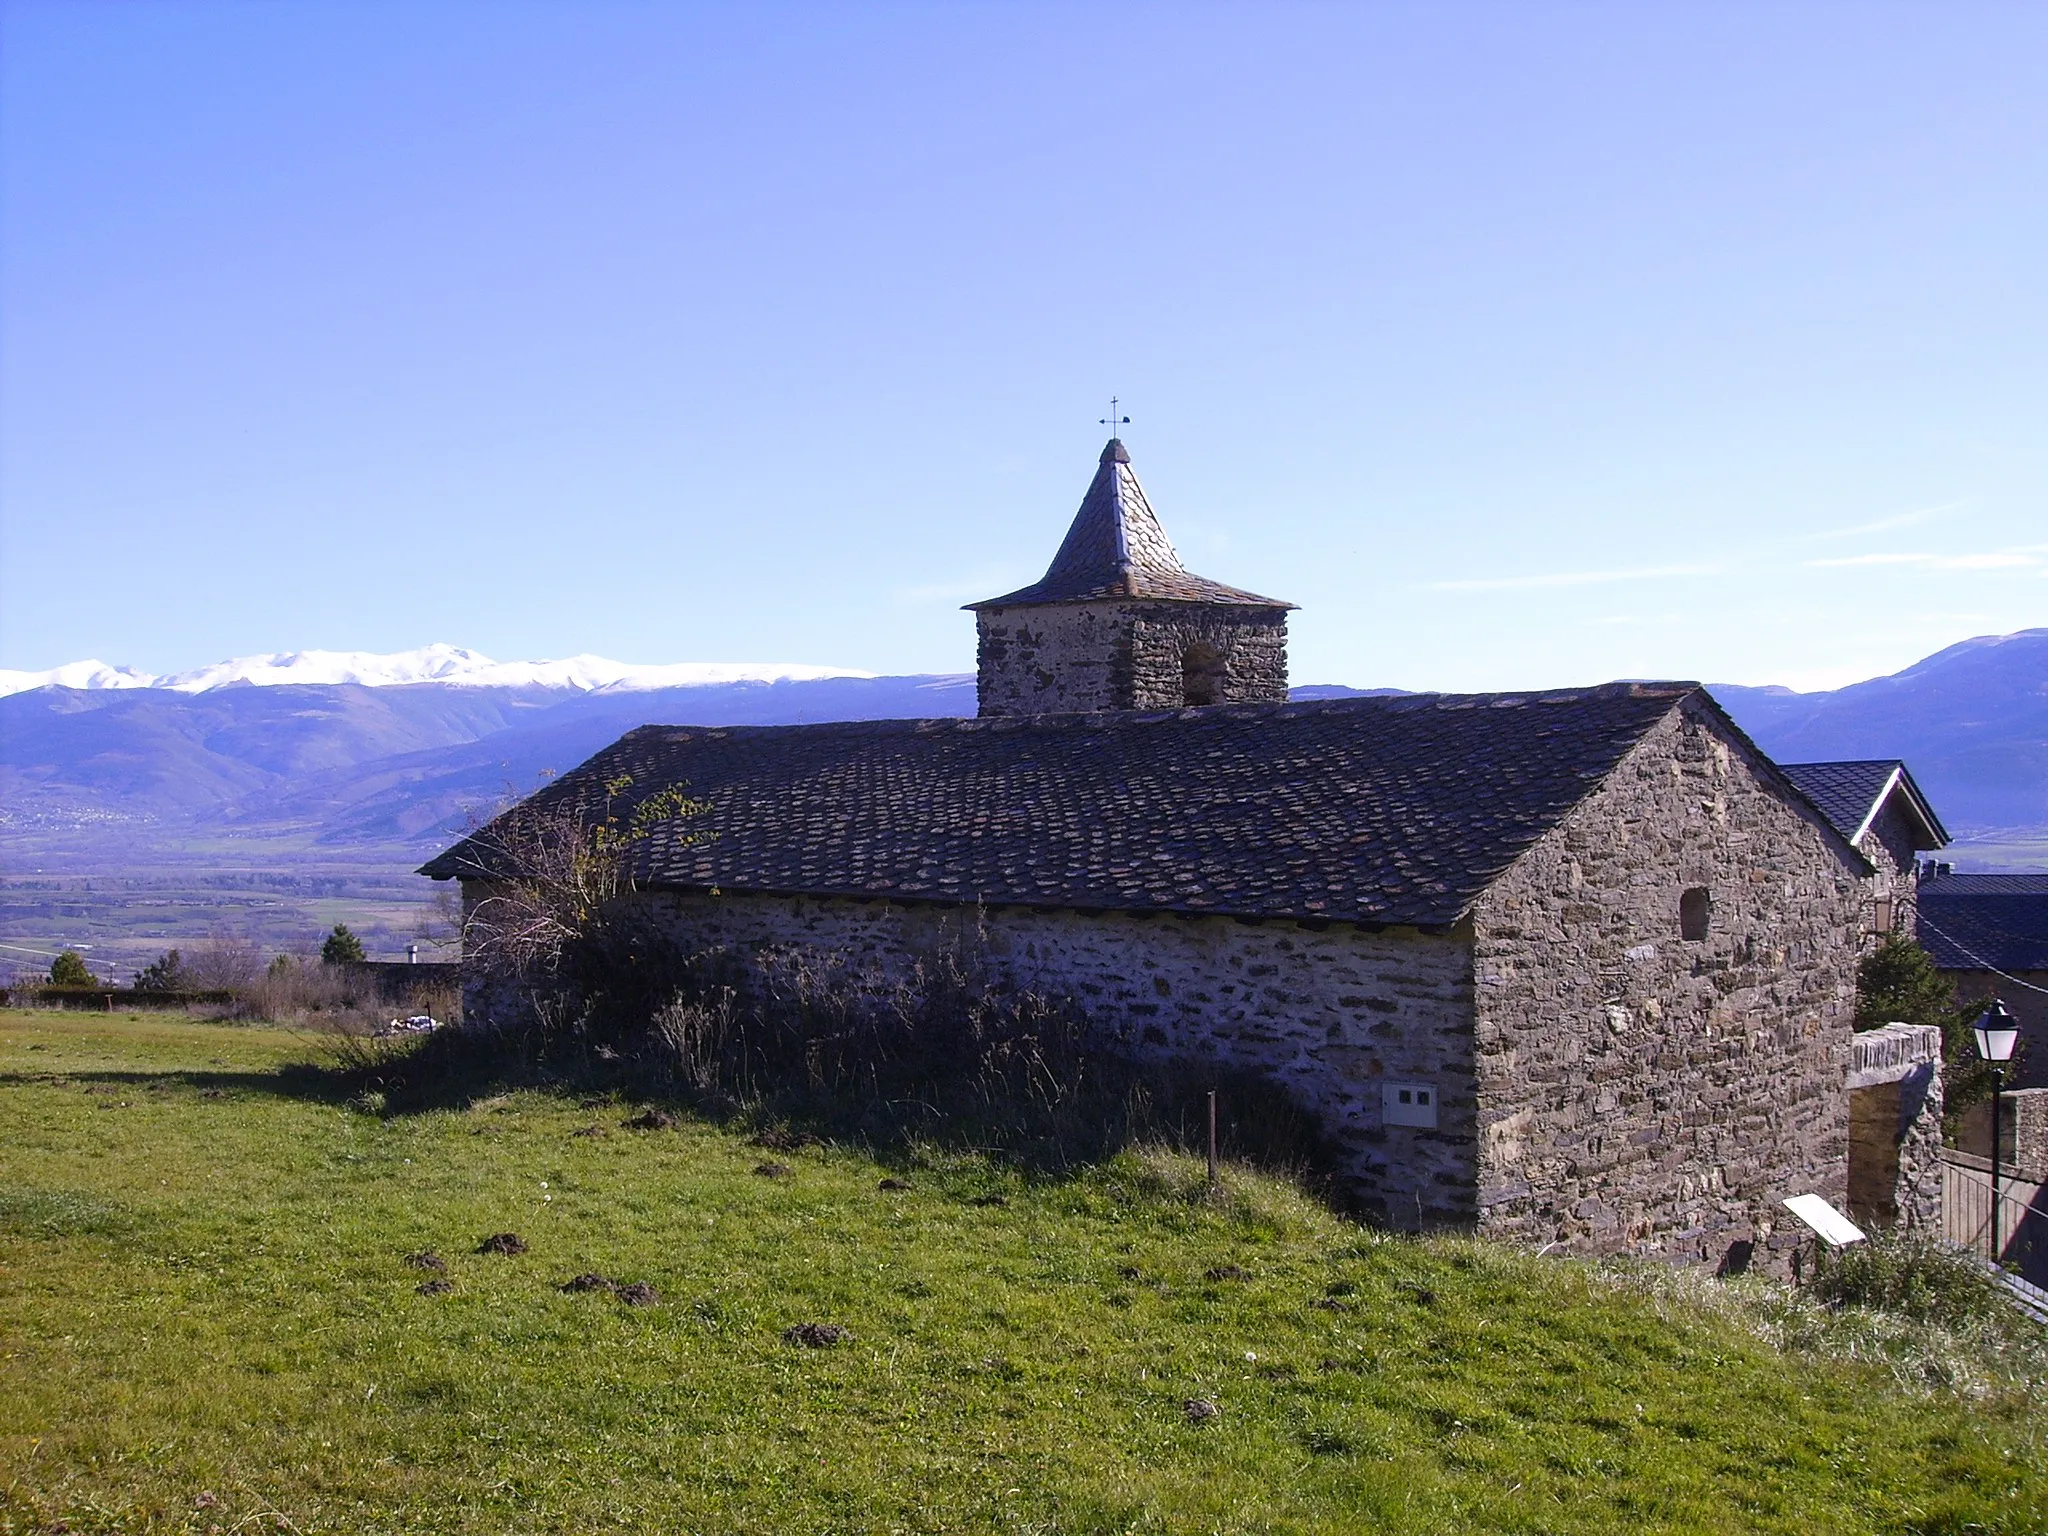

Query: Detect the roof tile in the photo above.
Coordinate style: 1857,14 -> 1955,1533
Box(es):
423,684 -> 1703,927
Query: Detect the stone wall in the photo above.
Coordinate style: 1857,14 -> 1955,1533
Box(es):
975,601 -> 1288,716
1468,698 -> 1867,1275
631,890 -> 1476,1228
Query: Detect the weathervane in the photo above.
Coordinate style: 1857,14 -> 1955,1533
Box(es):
1099,396 -> 1129,436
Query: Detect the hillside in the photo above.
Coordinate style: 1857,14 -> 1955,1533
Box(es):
1710,628 -> 2048,836
3,632 -> 2042,974
3,1009 -> 2043,1535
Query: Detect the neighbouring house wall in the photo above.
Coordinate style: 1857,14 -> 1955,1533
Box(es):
627,890 -> 1477,1228
1469,700 -> 1867,1275
975,602 -> 1289,715
1958,1086 -> 2048,1177
1858,797 -> 1925,941
1943,970 -> 2048,1092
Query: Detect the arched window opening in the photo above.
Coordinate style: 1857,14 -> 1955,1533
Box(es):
1680,886 -> 1712,942
1181,643 -> 1227,707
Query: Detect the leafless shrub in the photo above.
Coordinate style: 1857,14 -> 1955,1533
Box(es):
458,776 -> 708,1034
185,932 -> 264,993
228,950 -> 390,1029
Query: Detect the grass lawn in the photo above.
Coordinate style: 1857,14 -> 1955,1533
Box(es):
2,1009 -> 2044,1535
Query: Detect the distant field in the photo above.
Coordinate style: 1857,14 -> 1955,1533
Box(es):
0,854 -> 446,979
3,1010 -> 2045,1534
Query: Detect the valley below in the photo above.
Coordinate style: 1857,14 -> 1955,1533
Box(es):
3,631 -> 2043,980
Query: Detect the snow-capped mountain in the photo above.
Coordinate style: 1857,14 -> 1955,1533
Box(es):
0,644 -> 873,698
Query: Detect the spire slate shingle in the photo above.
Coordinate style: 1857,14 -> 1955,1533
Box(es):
968,439 -> 1293,609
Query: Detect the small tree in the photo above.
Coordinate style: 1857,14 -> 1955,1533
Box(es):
1855,933 -> 1994,1118
48,950 -> 96,988
134,949 -> 190,993
321,924 -> 367,965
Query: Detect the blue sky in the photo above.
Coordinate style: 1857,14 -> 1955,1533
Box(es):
2,1 -> 2043,692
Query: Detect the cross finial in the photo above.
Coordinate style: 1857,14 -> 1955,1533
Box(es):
1099,396 -> 1129,436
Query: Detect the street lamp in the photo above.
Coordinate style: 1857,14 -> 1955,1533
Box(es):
1973,999 -> 2019,1263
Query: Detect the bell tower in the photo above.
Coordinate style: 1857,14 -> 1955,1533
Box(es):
967,439 -> 1295,717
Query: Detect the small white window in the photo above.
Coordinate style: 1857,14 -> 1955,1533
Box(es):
1383,1081 -> 1438,1128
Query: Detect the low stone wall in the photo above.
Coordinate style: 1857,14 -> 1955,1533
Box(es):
635,890 -> 1477,1229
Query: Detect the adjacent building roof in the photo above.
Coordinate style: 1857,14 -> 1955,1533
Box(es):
1918,874 -> 2048,973
423,683 -> 1848,929
968,439 -> 1294,610
1777,759 -> 1949,851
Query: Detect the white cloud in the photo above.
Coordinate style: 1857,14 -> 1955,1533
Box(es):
1806,547 -> 2045,572
1798,501 -> 1962,543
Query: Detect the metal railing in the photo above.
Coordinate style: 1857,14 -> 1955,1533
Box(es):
1943,1152 -> 2048,1287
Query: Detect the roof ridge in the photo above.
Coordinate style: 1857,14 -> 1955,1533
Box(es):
607,680 -> 1702,742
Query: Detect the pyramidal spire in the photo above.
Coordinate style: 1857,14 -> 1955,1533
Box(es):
969,439 -> 1293,609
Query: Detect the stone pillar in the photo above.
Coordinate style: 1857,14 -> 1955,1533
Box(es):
1846,1023 -> 1945,1232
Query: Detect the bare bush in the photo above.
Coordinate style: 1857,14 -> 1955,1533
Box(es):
459,776 -> 707,1033
186,932 -> 264,993
232,952 -> 382,1028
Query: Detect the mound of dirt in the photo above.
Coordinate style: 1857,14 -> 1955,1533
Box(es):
752,1162 -> 793,1180
1204,1264 -> 1248,1282
559,1273 -> 617,1293
1184,1397 -> 1220,1424
877,1178 -> 911,1191
622,1110 -> 677,1131
615,1281 -> 659,1307
476,1232 -> 528,1256
782,1322 -> 849,1348
416,1279 -> 455,1296
570,1124 -> 606,1137
404,1250 -> 447,1273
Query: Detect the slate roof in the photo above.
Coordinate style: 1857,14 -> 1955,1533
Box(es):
1778,760 -> 1949,850
419,682 -> 1820,929
1918,875 -> 2048,973
968,440 -> 1294,610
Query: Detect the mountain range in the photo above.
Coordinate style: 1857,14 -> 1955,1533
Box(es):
2,631 -> 2042,972
0,644 -> 869,697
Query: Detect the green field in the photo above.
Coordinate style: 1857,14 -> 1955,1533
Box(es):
3,1010 -> 2044,1535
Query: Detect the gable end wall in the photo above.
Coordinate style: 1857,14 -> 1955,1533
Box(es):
1859,796 -> 1925,938
1471,699 -> 1865,1273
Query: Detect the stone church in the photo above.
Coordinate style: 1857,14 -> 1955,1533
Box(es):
428,438 -> 1941,1270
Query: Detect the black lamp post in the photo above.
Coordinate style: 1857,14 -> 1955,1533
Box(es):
1973,999 -> 2019,1262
